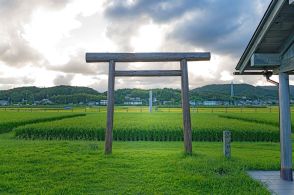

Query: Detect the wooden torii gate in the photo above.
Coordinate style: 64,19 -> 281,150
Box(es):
86,52 -> 211,154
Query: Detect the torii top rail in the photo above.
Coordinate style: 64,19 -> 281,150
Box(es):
85,52 -> 211,154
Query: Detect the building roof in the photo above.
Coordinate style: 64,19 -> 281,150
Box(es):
235,0 -> 294,74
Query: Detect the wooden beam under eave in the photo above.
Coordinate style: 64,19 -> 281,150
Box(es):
250,53 -> 281,67
234,71 -> 267,75
275,42 -> 294,73
274,58 -> 294,73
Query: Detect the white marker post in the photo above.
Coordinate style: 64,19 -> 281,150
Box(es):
149,90 -> 152,113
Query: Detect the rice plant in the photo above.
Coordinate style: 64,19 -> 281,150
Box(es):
14,113 -> 279,142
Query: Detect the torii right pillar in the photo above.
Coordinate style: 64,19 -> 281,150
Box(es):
279,72 -> 293,181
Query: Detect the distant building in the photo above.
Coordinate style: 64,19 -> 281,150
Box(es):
100,100 -> 108,105
40,99 -> 53,105
34,99 -> 53,105
0,100 -> 9,106
203,101 -> 220,106
128,97 -> 141,101
123,101 -> 143,105
124,96 -> 143,105
64,106 -> 72,110
87,101 -> 98,106
162,100 -> 172,105
189,101 -> 196,106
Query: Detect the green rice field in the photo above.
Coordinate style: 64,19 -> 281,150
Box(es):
219,112 -> 284,127
14,112 -> 279,142
0,112 -> 85,133
0,107 -> 292,194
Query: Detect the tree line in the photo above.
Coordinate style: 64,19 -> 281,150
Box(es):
0,84 -> 289,105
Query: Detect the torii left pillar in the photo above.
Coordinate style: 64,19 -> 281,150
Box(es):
105,60 -> 115,154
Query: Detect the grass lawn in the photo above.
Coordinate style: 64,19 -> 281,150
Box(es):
0,132 -> 286,194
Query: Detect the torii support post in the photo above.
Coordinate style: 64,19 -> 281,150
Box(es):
180,59 -> 192,154
279,72 -> 293,181
105,60 -> 115,154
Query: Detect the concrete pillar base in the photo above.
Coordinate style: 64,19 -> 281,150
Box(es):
280,168 -> 293,181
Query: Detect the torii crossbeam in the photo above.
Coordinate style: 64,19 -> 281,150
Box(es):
85,52 -> 211,155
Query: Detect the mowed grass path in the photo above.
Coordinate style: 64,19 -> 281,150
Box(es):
0,132 -> 286,194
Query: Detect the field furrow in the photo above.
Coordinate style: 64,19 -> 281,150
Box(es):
0,112 -> 86,133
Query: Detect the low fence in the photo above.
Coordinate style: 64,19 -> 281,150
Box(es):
0,106 -> 283,113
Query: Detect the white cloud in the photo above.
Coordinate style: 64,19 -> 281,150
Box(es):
53,74 -> 75,86
131,22 -> 164,52
220,71 -> 234,81
0,0 -> 285,91
22,0 -> 106,65
22,8 -> 82,64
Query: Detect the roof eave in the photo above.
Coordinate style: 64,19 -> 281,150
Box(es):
236,0 -> 285,72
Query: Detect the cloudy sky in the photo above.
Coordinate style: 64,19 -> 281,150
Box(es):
0,0 -> 281,92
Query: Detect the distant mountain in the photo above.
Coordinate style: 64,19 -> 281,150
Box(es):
191,84 -> 280,100
0,85 -> 106,104
0,84 -> 292,105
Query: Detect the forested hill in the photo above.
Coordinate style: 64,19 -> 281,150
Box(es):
0,84 -> 293,105
0,86 -> 106,104
191,84 -> 280,101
